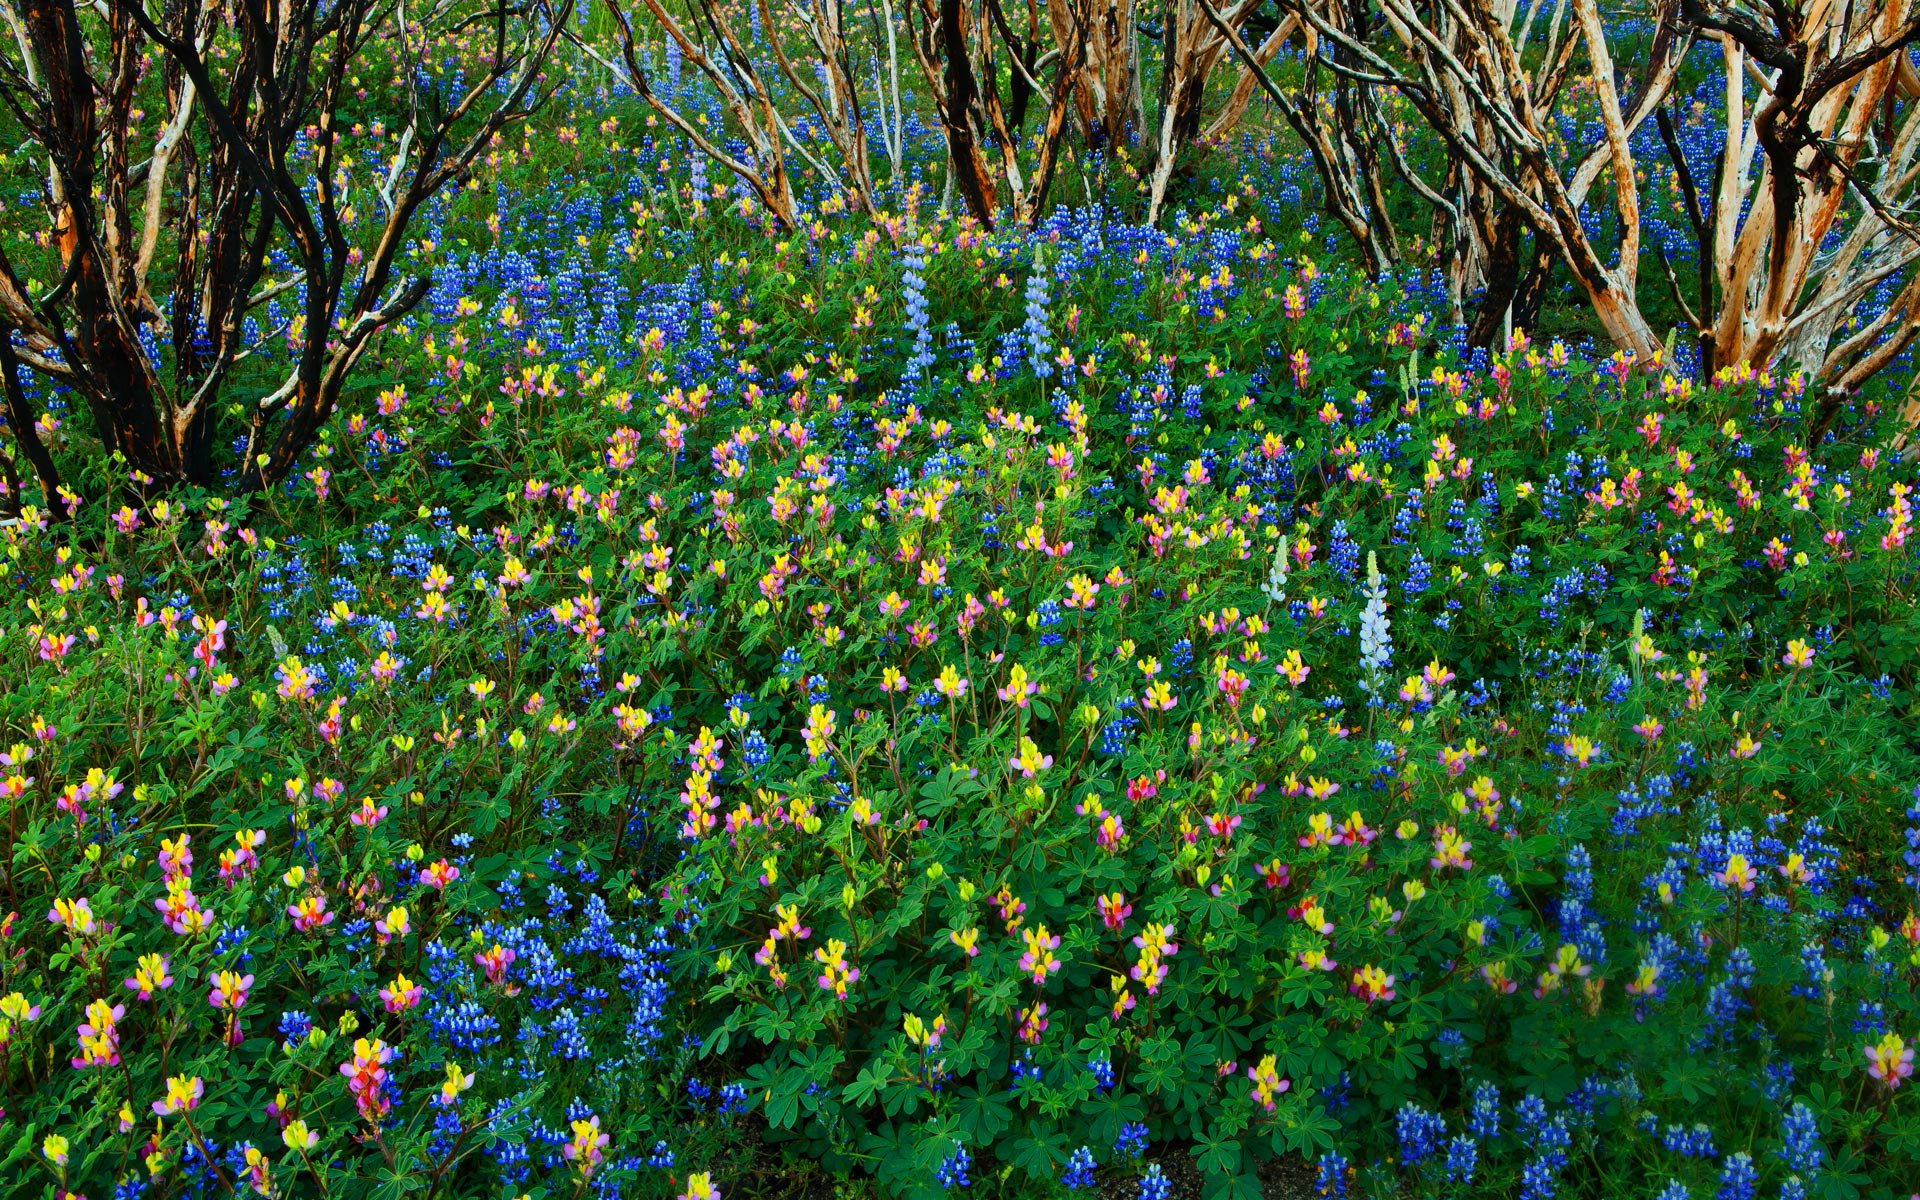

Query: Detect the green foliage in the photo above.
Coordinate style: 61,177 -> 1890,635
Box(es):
2,61 -> 1919,1200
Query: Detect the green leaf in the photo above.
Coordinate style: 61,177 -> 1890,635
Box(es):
1194,1127 -> 1243,1180
843,1056 -> 890,1109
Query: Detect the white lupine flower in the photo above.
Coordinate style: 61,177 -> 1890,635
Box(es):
1360,551 -> 1392,697
1262,534 -> 1291,606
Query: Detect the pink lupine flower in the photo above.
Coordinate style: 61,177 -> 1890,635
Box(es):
1018,926 -> 1062,984
475,944 -> 516,986
289,894 -> 335,933
207,970 -> 253,1013
71,999 -> 125,1068
379,975 -> 423,1014
996,664 -> 1039,707
49,897 -> 97,936
123,954 -> 173,1000
218,830 -> 266,885
564,1115 -> 612,1178
158,834 -> 193,882
339,1037 -> 396,1122
152,1074 -> 205,1116
1867,1033 -> 1914,1092
1349,965 -> 1396,1004
419,860 -> 460,890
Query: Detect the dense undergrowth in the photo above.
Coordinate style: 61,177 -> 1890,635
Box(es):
3,40 -> 1920,1200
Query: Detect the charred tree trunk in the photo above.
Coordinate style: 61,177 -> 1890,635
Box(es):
1511,245 -> 1556,334
922,0 -> 1000,224
1465,220 -> 1525,348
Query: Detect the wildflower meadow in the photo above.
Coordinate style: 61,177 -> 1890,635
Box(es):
3,1 -> 1920,1199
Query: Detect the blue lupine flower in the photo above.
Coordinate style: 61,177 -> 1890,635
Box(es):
1086,1056 -> 1115,1090
1138,1164 -> 1170,1200
1315,1152 -> 1349,1199
1716,1152 -> 1757,1200
904,242 -> 934,382
1024,256 -> 1053,379
1062,1146 -> 1097,1190
936,1145 -> 971,1189
1662,1124 -> 1716,1157
1396,1103 -> 1446,1166
1518,1155 -> 1559,1200
1443,1136 -> 1477,1184
1778,1101 -> 1823,1178
1467,1083 -> 1501,1139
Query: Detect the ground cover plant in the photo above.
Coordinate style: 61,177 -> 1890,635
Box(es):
2,2 -> 1920,1200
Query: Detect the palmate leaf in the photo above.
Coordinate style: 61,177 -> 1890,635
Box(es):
1878,1106 -> 1920,1168
1174,1034 -> 1223,1114
1268,1096 -> 1341,1158
951,1083 -> 1015,1146
743,1058 -> 813,1130
1008,1129 -> 1071,1181
1802,1141 -> 1872,1200
1082,1086 -> 1146,1148
919,765 -> 985,815
746,1006 -> 796,1047
205,724 -> 272,779
1192,1126 -> 1244,1188
1135,1029 -> 1183,1095
863,1118 -> 961,1199
881,1074 -> 927,1118
843,1053 -> 891,1109
463,764 -> 520,833
1202,1170 -> 1263,1200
